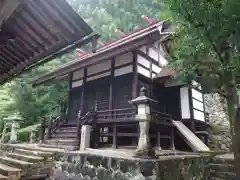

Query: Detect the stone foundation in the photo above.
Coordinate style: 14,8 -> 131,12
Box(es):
48,152 -> 210,180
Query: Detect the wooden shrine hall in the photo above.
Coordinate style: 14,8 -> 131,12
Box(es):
34,19 -> 210,152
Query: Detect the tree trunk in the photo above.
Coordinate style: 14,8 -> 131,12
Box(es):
223,71 -> 240,180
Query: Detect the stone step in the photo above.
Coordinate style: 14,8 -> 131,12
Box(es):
210,171 -> 235,180
209,163 -> 235,173
6,153 -> 44,163
0,163 -> 22,178
22,174 -> 48,180
14,149 -> 53,158
57,127 -> 77,132
51,133 -> 77,139
38,143 -> 76,151
55,130 -> 78,135
0,174 -> 7,180
0,156 -> 33,169
213,158 -> 234,164
210,177 -> 225,180
48,139 -> 79,146
59,124 -> 77,128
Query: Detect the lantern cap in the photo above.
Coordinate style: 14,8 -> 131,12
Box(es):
3,112 -> 23,122
129,86 -> 158,105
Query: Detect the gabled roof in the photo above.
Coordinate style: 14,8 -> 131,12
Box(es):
33,21 -> 172,86
0,0 -> 95,84
155,68 -> 176,79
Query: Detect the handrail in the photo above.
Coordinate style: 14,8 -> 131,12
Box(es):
80,111 -> 93,125
97,107 -> 135,113
46,115 -> 62,139
76,111 -> 95,143
151,110 -> 173,122
151,109 -> 172,117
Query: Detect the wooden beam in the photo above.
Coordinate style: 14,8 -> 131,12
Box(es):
0,0 -> 20,28
3,32 -> 99,85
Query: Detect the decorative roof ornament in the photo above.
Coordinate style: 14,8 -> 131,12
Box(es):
76,48 -> 88,57
97,40 -> 105,46
141,15 -> 154,24
114,29 -> 126,37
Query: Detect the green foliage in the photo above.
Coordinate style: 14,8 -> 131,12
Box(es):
67,0 -> 160,42
156,0 -> 240,93
3,124 -> 41,142
0,56 -> 69,127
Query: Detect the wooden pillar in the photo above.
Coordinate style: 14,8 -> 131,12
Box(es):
66,72 -> 73,123
92,35 -> 97,53
80,68 -> 87,115
109,58 -> 117,148
157,131 -> 161,150
92,103 -> 100,148
46,116 -> 52,139
76,68 -> 87,147
109,58 -> 115,110
132,52 -> 138,98
112,124 -> 117,149
188,87 -> 196,132
39,119 -> 45,143
132,52 -> 139,147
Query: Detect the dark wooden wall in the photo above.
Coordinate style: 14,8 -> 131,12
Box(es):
67,86 -> 82,122
114,74 -> 133,109
138,75 -> 181,119
67,73 -> 134,123
138,75 -> 166,113
164,87 -> 181,120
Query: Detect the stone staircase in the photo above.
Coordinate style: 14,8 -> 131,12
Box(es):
0,144 -> 56,180
208,154 -> 235,180
42,123 -> 79,150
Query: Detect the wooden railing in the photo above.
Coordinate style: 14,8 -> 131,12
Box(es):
96,107 -> 136,123
45,115 -> 63,140
151,109 -> 173,122
150,109 -> 175,150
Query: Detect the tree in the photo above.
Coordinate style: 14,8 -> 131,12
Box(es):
67,0 -> 160,41
156,0 -> 240,178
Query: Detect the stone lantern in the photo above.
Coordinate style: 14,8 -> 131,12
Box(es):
129,87 -> 157,158
3,113 -> 22,144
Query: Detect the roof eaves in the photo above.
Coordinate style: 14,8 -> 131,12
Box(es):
33,25 -> 169,86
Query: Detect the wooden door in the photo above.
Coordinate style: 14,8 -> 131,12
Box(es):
85,76 -> 110,111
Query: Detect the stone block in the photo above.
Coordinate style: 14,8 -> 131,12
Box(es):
80,125 -> 91,151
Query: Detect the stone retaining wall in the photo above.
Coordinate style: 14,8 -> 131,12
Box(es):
48,153 -> 210,180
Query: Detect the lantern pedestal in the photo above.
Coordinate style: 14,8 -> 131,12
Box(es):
129,87 -> 157,158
